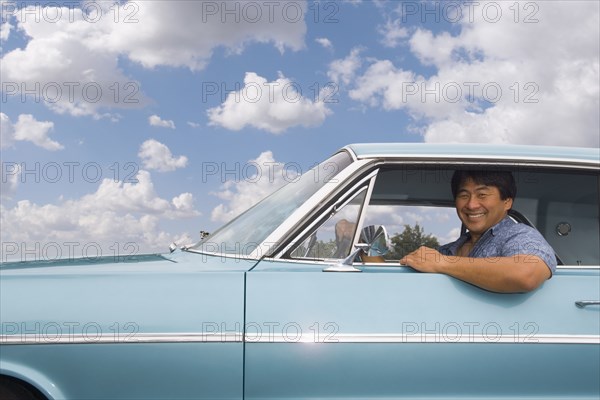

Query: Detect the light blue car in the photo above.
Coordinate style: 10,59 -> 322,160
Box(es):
1,143 -> 599,399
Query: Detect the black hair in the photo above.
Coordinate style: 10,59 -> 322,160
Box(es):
451,170 -> 517,200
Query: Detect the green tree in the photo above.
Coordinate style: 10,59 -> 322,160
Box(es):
389,223 -> 440,259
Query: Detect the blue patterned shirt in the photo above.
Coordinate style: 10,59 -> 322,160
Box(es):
438,216 -> 557,274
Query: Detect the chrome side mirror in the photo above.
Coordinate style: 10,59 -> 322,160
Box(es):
323,225 -> 390,272
360,225 -> 391,257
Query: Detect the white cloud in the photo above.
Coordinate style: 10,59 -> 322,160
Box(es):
348,59 -> 421,111
0,112 -> 15,148
378,19 -> 409,48
149,115 -> 176,129
1,1 -> 307,117
0,169 -> 200,260
138,139 -> 188,172
0,0 -> 12,41
0,6 -> 147,118
327,47 -> 363,85
0,20 -> 11,41
334,1 -> 600,147
172,192 -> 195,213
362,205 -> 406,235
315,37 -> 333,49
1,113 -> 63,150
207,72 -> 331,134
103,1 -> 307,70
187,121 -> 201,128
439,227 -> 461,247
0,162 -> 20,199
210,151 -> 294,223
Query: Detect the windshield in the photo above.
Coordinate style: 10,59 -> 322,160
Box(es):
189,151 -> 353,257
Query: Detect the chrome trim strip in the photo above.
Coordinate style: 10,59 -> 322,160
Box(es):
183,248 -> 258,261
354,155 -> 600,169
248,333 -> 600,344
3,332 -> 598,345
341,146 -> 359,162
0,332 -> 243,345
557,265 -> 600,270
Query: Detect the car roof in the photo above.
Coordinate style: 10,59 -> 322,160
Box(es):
343,143 -> 600,165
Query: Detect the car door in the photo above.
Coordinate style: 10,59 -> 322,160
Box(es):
243,164 -> 600,399
244,264 -> 600,399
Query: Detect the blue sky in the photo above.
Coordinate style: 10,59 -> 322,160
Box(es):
1,0 -> 599,261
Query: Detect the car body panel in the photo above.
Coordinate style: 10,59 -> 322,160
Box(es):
1,343 -> 243,400
244,344 -> 599,399
244,260 -> 600,398
1,252 -> 255,399
1,143 -> 599,399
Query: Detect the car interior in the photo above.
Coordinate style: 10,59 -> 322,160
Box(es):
288,165 -> 600,267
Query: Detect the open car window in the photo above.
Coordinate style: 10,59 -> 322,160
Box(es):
286,165 -> 599,266
358,167 -> 459,262
361,204 -> 458,261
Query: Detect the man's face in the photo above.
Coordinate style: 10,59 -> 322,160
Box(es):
455,178 -> 513,238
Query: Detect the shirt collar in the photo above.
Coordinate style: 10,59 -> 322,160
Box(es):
488,215 -> 514,236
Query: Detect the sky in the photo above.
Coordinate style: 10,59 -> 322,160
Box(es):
1,0 -> 599,262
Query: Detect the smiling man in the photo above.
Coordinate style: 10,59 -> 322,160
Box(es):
400,170 -> 557,293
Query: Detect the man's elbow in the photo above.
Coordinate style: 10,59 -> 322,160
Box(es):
518,276 -> 544,292
513,258 -> 552,292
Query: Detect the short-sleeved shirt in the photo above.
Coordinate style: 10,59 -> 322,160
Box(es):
438,216 -> 557,274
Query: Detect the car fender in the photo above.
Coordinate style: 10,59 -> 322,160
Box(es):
1,361 -> 65,400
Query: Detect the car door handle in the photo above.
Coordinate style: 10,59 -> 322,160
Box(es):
575,301 -> 600,308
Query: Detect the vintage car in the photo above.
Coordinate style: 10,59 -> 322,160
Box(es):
1,143 -> 599,399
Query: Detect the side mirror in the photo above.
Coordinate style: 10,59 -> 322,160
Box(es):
323,225 -> 390,272
360,225 -> 391,257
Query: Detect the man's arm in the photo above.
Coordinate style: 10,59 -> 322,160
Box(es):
399,246 -> 551,293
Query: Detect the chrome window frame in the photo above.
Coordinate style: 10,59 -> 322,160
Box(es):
275,169 -> 379,260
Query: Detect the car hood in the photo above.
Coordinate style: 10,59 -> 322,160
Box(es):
0,250 -> 256,338
0,250 -> 255,274
0,253 -> 172,272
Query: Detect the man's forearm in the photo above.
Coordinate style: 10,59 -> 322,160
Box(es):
435,255 -> 551,293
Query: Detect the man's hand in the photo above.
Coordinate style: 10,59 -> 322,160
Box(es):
400,246 -> 446,273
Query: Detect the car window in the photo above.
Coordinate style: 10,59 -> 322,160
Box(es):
510,169 -> 599,266
362,204 -> 458,261
367,166 -> 599,266
189,151 -> 353,257
293,165 -> 599,266
290,189 -> 367,260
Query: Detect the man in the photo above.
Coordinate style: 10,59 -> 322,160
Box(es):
399,170 -> 556,293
